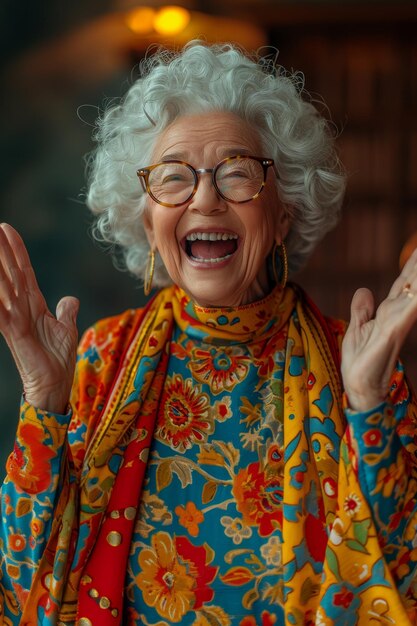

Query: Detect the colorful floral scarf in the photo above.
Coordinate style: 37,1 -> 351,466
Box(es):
18,284 -> 413,625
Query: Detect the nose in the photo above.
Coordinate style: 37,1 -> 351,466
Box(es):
187,171 -> 226,214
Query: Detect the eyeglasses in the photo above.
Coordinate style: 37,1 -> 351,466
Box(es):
137,155 -> 275,208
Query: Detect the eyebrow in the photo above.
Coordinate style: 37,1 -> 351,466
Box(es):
220,148 -> 253,158
161,153 -> 185,162
160,148 -> 254,163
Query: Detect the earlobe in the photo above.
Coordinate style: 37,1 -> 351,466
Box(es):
275,209 -> 290,242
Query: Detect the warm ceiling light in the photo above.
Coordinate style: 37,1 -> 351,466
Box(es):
126,7 -> 156,34
153,6 -> 191,35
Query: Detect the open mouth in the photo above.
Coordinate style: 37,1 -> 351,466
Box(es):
183,231 -> 239,263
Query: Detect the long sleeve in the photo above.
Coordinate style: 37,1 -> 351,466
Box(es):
0,402 -> 75,624
346,362 -> 417,605
0,307 -> 140,624
314,316 -> 417,621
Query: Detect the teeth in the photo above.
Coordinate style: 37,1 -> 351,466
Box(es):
186,232 -> 238,241
193,254 -> 233,263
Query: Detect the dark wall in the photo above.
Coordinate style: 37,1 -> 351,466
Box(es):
0,2 -> 146,478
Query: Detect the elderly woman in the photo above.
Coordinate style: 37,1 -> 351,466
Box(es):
1,41 -> 417,626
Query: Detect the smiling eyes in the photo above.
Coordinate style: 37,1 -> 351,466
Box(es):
137,155 -> 274,207
161,166 -> 250,184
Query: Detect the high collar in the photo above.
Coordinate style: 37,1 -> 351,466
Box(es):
171,284 -> 297,344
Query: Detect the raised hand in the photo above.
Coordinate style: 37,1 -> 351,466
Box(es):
0,224 -> 79,414
341,248 -> 417,411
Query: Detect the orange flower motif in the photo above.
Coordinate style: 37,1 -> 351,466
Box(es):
137,531 -> 217,622
30,518 -> 44,537
6,422 -> 56,494
362,428 -> 382,447
175,502 -> 204,537
9,533 -> 26,552
233,461 -> 283,536
189,346 -> 250,395
157,375 -> 213,452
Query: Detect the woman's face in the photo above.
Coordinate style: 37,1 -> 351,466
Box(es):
143,111 -> 289,307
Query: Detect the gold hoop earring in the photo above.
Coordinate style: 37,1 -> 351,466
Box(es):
271,241 -> 288,290
144,249 -> 155,296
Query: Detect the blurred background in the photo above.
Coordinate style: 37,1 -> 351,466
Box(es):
1,0 -> 417,479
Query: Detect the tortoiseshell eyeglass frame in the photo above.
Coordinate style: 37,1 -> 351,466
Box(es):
136,155 -> 275,208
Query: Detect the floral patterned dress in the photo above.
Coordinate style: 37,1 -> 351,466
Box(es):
1,284 -> 417,626
125,288 -> 290,624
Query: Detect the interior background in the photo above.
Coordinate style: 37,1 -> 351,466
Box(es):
1,0 -> 417,479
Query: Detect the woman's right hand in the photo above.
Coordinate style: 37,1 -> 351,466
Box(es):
0,224 -> 79,414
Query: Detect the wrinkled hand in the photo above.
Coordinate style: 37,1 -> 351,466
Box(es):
341,248 -> 417,411
0,224 -> 79,413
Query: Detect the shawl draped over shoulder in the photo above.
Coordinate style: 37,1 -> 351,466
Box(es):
1,284 -> 417,625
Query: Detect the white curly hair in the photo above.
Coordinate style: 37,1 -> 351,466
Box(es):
86,40 -> 346,287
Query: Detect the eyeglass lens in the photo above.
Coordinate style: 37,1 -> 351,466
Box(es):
148,157 -> 265,205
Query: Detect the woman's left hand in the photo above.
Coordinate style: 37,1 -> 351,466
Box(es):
341,248 -> 417,412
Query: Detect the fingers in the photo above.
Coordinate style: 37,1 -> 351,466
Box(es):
388,247 -> 417,299
349,287 -> 375,328
0,223 -> 41,296
0,224 -> 27,298
0,223 -> 46,308
56,296 -> 79,330
0,224 -> 48,336
0,225 -> 21,311
1,223 -> 33,269
373,250 -> 417,350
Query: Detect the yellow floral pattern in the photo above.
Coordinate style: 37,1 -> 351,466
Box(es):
1,285 -> 417,625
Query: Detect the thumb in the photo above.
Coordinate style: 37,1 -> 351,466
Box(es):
349,287 -> 375,329
56,296 -> 80,329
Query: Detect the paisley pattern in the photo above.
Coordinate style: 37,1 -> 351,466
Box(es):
0,284 -> 417,626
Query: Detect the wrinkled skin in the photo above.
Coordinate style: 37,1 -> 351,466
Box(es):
1,114 -> 417,413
